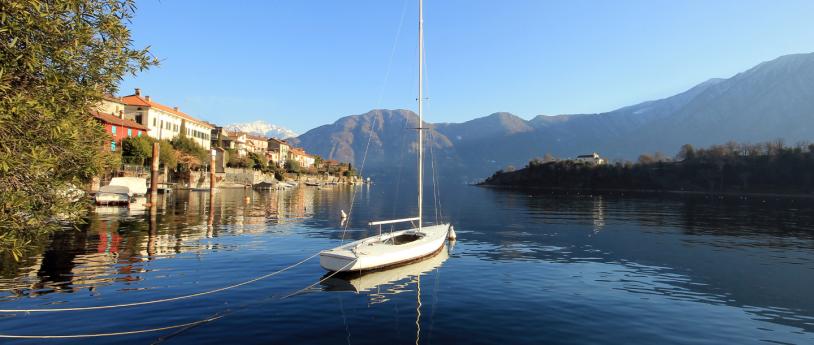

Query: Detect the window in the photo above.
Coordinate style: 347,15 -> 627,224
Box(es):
153,118 -> 157,127
135,112 -> 143,124
111,125 -> 117,134
111,141 -> 116,151
137,131 -> 142,137
127,128 -> 132,137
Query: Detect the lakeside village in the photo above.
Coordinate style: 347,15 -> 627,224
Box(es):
92,88 -> 365,195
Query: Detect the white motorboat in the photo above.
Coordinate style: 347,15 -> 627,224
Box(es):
94,177 -> 147,206
95,185 -> 131,205
320,0 -> 455,273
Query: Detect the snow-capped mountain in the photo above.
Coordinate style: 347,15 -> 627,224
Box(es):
224,120 -> 297,139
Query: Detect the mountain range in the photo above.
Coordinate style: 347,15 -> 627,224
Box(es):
225,120 -> 297,139
290,52 -> 814,181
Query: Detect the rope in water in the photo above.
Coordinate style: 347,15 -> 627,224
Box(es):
0,256 -> 358,339
0,251 -> 321,313
281,259 -> 358,299
0,314 -> 224,339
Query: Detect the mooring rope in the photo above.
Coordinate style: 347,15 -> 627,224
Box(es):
0,253 -> 356,339
0,251 -> 321,313
281,259 -> 358,299
0,314 -> 224,339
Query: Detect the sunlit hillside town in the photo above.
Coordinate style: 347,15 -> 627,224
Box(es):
91,88 -> 359,189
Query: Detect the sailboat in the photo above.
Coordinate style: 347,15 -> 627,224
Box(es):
322,245 -> 449,294
320,0 -> 455,273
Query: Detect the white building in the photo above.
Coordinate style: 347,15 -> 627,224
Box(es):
574,152 -> 606,165
120,88 -> 214,150
98,96 -> 126,116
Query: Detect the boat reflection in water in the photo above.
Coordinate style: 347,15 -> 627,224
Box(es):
321,244 -> 450,304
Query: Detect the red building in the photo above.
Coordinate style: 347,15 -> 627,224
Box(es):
92,111 -> 150,152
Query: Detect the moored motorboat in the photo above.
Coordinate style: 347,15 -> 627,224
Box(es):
94,177 -> 147,206
94,185 -> 131,205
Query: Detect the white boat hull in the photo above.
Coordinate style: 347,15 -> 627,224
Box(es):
320,224 -> 450,272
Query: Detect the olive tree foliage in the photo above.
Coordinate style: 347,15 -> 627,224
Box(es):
0,0 -> 157,257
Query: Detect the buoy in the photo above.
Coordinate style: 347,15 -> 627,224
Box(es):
447,225 -> 457,241
340,210 -> 347,219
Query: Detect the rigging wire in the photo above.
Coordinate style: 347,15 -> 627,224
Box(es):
341,0 -> 410,243
420,19 -> 444,225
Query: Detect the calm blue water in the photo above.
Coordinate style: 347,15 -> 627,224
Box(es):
1,185 -> 813,344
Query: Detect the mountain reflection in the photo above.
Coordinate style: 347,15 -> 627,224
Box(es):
0,185 -> 812,338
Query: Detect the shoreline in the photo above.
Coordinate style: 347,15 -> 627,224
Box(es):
475,184 -> 814,200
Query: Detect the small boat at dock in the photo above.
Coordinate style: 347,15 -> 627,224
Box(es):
94,177 -> 147,206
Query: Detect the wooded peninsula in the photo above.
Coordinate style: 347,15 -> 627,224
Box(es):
480,141 -> 814,196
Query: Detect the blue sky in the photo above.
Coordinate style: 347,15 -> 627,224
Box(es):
120,0 -> 814,133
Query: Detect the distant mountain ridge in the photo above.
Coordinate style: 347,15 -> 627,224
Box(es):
225,120 -> 297,139
293,52 -> 814,181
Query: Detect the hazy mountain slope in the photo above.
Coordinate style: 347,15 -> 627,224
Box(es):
290,109 -> 460,178
627,53 -> 814,152
294,52 -> 814,180
435,112 -> 534,144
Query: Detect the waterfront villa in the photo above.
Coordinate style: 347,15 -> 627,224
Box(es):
574,152 -> 606,165
245,133 -> 269,155
267,138 -> 290,167
289,147 -> 316,168
119,88 -> 214,150
92,110 -> 149,152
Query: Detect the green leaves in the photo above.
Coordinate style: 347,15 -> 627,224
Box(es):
0,0 -> 156,256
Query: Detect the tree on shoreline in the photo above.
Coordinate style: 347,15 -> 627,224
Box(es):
0,0 -> 157,257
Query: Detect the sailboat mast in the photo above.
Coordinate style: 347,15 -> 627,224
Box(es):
417,0 -> 424,230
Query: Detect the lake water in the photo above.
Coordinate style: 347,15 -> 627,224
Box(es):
1,184 -> 813,344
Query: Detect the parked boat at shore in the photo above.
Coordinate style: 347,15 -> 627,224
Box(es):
94,177 -> 147,206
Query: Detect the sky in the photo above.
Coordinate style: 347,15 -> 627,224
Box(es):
120,0 -> 814,134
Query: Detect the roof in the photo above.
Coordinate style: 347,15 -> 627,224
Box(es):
102,94 -> 124,104
92,111 -> 149,131
267,137 -> 289,145
246,133 -> 268,141
120,94 -> 214,129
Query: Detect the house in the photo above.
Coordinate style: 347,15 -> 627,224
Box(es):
98,95 -> 127,115
267,138 -> 290,167
91,111 -> 149,152
119,88 -> 214,150
289,147 -> 315,168
266,149 -> 281,166
225,131 -> 248,156
574,152 -> 606,165
245,134 -> 268,155
210,127 -> 234,150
